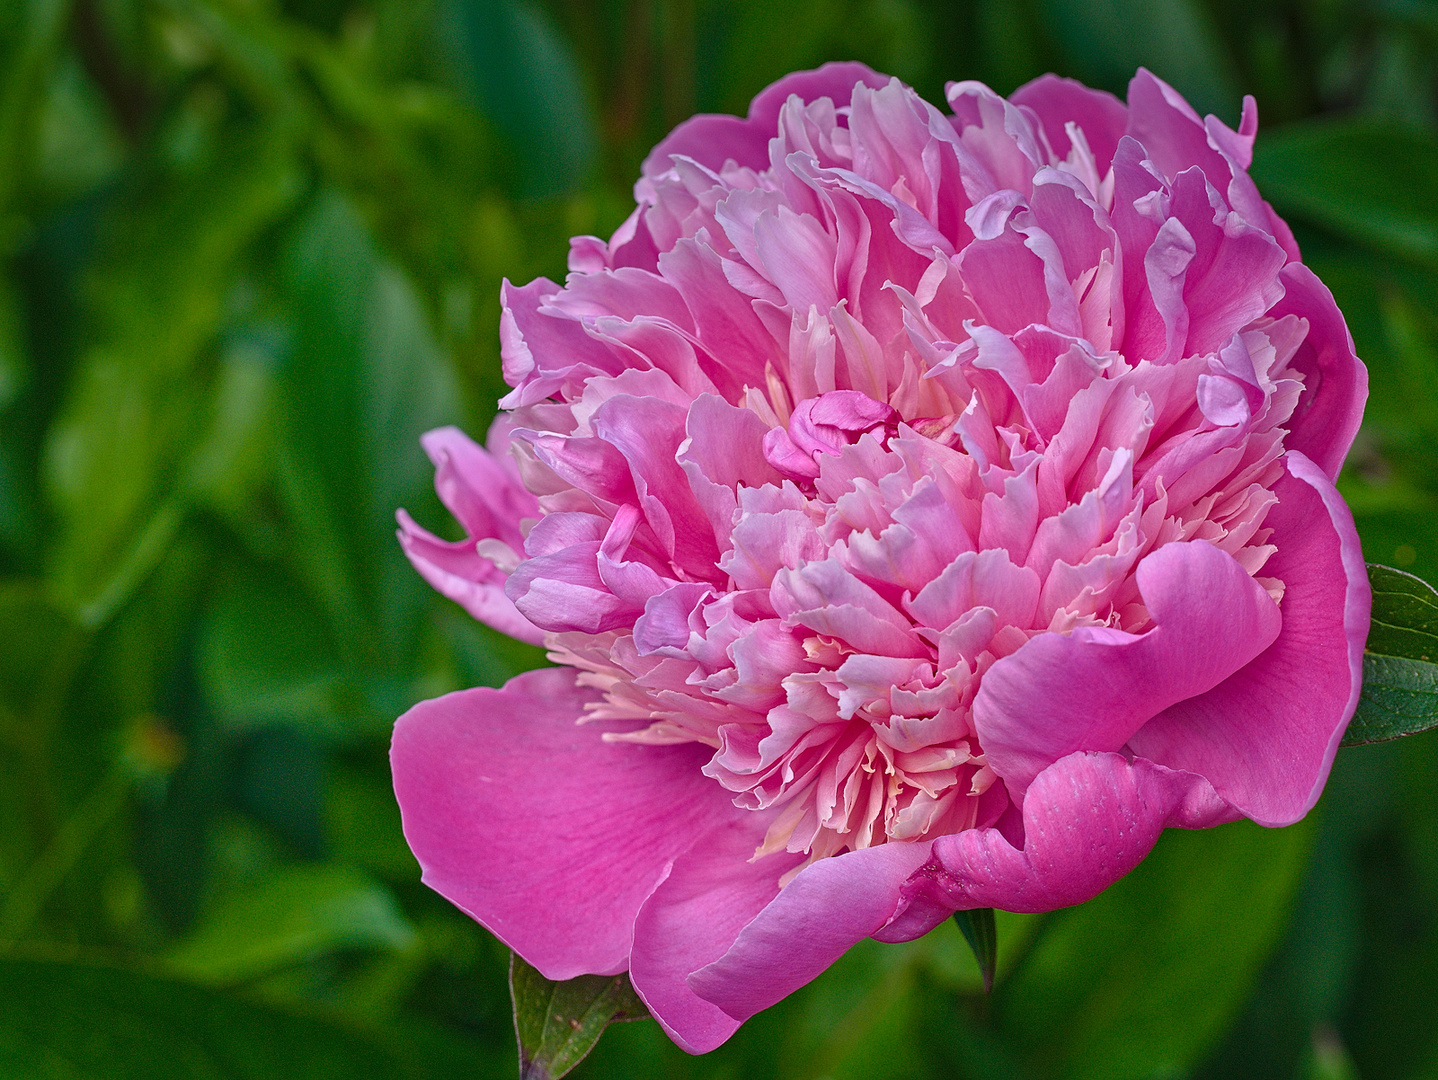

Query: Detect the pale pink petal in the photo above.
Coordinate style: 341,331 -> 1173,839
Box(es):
397,510 -> 543,645
391,668 -> 737,979
1128,452 -> 1370,825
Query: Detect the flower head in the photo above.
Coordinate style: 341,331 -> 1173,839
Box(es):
392,63 -> 1370,1051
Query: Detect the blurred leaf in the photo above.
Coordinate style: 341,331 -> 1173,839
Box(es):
0,954 -> 419,1078
326,764 -> 418,879
509,953 -> 649,1080
1253,118 -> 1438,265
952,908 -> 998,994
1002,816 -> 1314,1080
0,0 -> 72,225
43,128 -> 302,626
198,571 -> 344,733
1031,0 -> 1239,117
440,0 -> 598,197
166,863 -> 414,984
1343,564 -> 1438,745
278,190 -> 461,661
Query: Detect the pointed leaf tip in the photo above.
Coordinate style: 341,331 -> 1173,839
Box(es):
953,907 -> 998,994
509,953 -> 650,1080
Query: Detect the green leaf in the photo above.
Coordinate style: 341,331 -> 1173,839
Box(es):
1342,564 -> 1438,746
509,953 -> 649,1080
1032,0 -> 1239,117
165,864 -> 415,985
440,0 -> 598,197
1000,816 -> 1313,1080
197,572 -> 345,734
278,191 -> 461,663
1252,119 -> 1438,265
952,908 -> 997,994
0,955 -> 420,1079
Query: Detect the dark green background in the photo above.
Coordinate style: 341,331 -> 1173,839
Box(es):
1,0 -> 1437,1077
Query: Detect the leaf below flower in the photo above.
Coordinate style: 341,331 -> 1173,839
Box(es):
952,908 -> 998,995
509,953 -> 650,1080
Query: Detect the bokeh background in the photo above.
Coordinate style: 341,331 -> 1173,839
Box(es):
2,0 -> 1438,1076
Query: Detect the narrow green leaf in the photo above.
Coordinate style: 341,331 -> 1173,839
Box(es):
165,865 -> 415,985
440,0 -> 598,196
952,908 -> 998,994
1342,564 -> 1438,746
1252,119 -> 1438,265
509,953 -> 649,1080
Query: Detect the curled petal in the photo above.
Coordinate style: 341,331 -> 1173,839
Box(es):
883,752 -> 1233,923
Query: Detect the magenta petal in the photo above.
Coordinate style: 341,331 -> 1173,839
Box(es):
973,539 -> 1281,797
687,841 -> 934,1023
889,752 -> 1233,916
1268,263 -> 1369,480
746,61 -> 890,129
1128,452 -> 1370,825
391,668 -> 737,979
628,819 -> 803,1053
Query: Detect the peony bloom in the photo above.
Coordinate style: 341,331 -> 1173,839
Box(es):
392,63 -> 1370,1051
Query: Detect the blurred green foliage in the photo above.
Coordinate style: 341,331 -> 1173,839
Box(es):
1,0 -> 1437,1077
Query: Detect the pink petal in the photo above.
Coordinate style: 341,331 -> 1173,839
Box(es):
1127,451 -> 1370,826
390,668 -> 737,979
1010,74 -> 1128,174
885,752 -> 1233,919
629,818 -> 803,1053
687,840 -> 935,1022
1268,263 -> 1369,480
420,426 -> 537,550
973,539 -> 1281,797
397,510 -> 543,645
640,62 -> 889,180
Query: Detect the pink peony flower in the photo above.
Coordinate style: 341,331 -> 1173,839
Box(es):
392,63 -> 1370,1051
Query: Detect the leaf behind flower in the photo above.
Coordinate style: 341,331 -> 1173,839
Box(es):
1343,564 -> 1438,745
509,953 -> 650,1080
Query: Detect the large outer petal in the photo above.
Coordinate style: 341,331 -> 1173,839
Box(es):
1128,451 -> 1370,826
881,752 -> 1233,925
628,818 -> 803,1053
972,539 -> 1282,797
686,841 -> 934,1023
1268,263 -> 1369,480
391,668 -> 739,979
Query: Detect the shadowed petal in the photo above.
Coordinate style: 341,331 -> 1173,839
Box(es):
629,818 -> 803,1053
